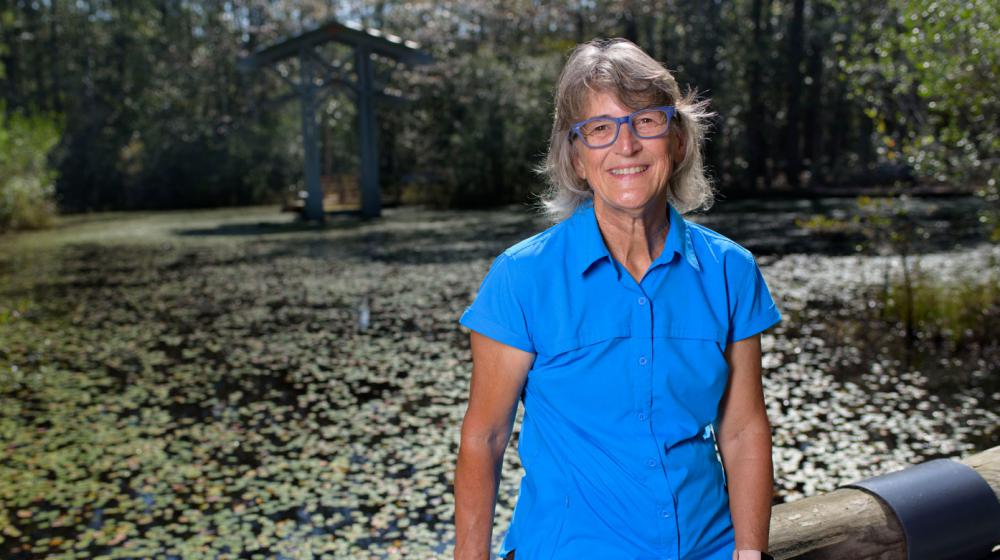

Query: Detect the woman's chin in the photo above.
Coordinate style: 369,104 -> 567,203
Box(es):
597,189 -> 657,211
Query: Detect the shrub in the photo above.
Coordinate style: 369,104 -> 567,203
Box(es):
0,106 -> 61,231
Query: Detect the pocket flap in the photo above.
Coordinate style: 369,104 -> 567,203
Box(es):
534,321 -> 631,356
658,327 -> 725,345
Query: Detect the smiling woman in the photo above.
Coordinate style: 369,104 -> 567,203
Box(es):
455,39 -> 781,560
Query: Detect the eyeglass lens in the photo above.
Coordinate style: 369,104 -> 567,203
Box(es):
579,108 -> 670,148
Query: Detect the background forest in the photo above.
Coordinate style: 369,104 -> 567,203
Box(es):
1,0 -> 996,229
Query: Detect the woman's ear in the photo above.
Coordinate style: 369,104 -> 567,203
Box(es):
673,131 -> 687,165
573,154 -> 586,180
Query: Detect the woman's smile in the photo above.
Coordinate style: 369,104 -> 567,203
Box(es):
608,165 -> 650,177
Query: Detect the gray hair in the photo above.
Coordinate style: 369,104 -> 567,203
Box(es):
533,38 -> 717,223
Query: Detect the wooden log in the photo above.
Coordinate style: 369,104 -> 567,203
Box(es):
769,445 -> 1000,559
964,445 -> 1000,500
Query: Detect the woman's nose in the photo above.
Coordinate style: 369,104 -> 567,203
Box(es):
614,122 -> 641,155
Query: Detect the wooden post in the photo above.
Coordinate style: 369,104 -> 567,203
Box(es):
355,45 -> 381,219
299,47 -> 324,222
768,445 -> 1000,559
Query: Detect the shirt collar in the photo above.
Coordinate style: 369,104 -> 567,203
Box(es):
570,198 -> 701,276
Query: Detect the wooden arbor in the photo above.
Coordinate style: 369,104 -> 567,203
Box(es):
239,20 -> 431,220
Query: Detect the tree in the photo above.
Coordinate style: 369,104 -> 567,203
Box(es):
845,0 -> 1000,237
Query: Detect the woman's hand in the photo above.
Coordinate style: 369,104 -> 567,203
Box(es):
454,332 -> 534,560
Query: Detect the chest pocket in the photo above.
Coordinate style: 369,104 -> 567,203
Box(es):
524,318 -> 633,407
657,327 -> 729,373
656,327 -> 731,427
532,319 -> 631,358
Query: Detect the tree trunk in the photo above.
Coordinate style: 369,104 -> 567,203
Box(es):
49,0 -> 62,112
783,0 -> 805,190
622,1 -> 638,43
746,0 -> 769,191
804,2 -> 827,187
641,1 -> 657,59
2,0 -> 22,108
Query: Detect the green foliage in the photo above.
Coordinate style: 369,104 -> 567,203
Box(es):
0,1 -> 302,211
0,106 -> 61,231
883,259 -> 1000,346
0,297 -> 30,326
794,213 -> 855,233
794,195 -> 933,255
846,0 -> 1000,233
854,195 -> 930,253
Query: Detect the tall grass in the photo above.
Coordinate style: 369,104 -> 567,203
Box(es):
882,257 -> 1000,347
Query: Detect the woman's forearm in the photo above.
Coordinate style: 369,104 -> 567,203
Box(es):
719,419 -> 773,552
454,436 -> 506,560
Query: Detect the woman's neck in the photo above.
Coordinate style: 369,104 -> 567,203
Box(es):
591,194 -> 671,282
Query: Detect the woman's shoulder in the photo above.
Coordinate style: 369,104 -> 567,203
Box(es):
682,219 -> 759,272
684,218 -> 754,260
497,219 -> 571,266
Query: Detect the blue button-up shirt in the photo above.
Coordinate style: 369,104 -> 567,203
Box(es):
459,199 -> 782,560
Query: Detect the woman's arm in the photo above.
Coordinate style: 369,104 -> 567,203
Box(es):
716,333 -> 773,554
454,332 -> 534,560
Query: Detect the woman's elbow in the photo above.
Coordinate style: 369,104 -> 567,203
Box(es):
460,413 -> 513,457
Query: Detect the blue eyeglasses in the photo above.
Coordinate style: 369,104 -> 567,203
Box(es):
568,106 -> 676,148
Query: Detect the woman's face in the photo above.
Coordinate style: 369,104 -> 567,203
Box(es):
572,91 -> 681,214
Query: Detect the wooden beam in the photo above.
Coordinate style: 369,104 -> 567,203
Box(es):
768,445 -> 1000,559
239,19 -> 431,71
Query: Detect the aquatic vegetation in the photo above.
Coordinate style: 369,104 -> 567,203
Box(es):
0,204 -> 995,558
881,260 -> 1000,347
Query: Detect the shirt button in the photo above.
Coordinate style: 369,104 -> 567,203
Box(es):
638,413 -> 646,421
639,356 -> 648,365
661,510 -> 671,518
646,459 -> 656,467
637,296 -> 647,305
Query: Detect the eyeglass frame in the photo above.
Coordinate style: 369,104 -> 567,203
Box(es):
568,105 -> 677,149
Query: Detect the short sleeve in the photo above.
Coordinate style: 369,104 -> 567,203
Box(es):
459,253 -> 535,353
727,257 -> 782,344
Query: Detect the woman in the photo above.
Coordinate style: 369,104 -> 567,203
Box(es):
455,39 -> 781,560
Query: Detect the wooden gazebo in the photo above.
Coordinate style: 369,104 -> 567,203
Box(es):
239,20 -> 431,220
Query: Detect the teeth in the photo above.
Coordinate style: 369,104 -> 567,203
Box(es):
610,166 -> 647,175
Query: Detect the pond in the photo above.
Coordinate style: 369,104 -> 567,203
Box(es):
0,196 -> 996,558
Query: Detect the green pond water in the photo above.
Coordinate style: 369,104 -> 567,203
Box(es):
0,198 -> 996,558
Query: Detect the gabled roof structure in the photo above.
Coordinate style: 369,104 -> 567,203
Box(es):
240,19 -> 431,220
